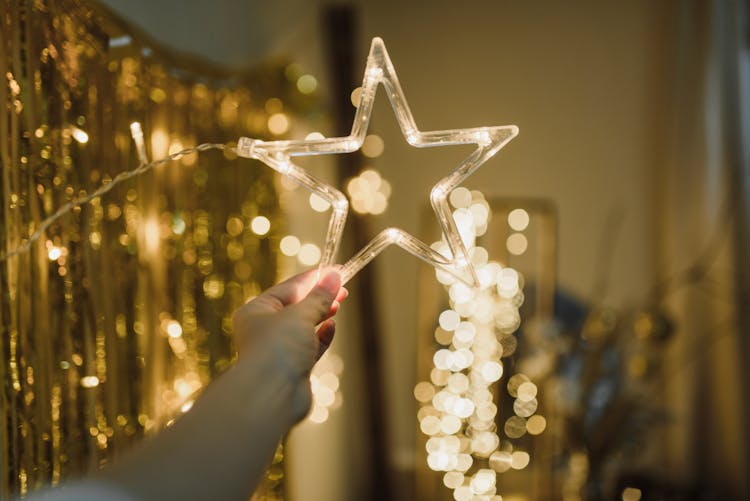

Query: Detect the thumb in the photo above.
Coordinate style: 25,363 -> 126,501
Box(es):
292,271 -> 341,325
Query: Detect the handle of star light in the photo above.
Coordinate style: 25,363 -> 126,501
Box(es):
237,137 -> 349,269
338,227 -> 471,286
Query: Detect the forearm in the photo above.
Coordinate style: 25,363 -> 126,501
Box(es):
100,339 -> 303,501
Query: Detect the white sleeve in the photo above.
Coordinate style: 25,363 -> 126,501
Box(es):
23,481 -> 138,501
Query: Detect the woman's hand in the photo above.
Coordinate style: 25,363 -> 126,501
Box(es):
231,269 -> 347,418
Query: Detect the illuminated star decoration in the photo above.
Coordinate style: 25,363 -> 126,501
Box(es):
236,37 -> 518,287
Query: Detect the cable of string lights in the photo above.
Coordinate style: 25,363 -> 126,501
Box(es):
0,123 -> 227,263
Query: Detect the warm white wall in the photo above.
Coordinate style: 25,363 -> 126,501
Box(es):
98,1 -> 665,499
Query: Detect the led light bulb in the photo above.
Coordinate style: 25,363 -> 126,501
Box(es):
129,121 -> 148,164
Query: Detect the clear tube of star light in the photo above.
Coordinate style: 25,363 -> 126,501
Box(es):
339,227 -> 470,286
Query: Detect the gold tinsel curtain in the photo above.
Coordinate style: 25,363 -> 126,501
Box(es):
0,1 -> 318,498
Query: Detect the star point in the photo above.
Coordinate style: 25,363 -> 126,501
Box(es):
237,38 -> 518,287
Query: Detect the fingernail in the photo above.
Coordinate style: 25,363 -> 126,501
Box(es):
319,271 -> 341,296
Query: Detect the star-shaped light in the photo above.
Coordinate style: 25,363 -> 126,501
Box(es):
237,37 -> 518,287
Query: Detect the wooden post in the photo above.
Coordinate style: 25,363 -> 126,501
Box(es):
322,6 -> 393,500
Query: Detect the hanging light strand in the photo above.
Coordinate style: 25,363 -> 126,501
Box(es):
0,141 -> 228,262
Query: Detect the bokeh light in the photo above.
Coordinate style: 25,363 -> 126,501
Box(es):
507,208 -> 529,231
250,216 -> 271,235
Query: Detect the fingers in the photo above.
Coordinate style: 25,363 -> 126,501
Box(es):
243,269 -> 319,314
320,300 -> 341,323
319,287 -> 347,321
291,271 -> 342,325
233,270 -> 345,360
315,319 -> 336,359
245,269 -> 348,316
